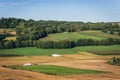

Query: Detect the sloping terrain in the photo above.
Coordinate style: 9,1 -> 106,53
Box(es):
39,32 -> 105,41
79,30 -> 120,39
0,52 -> 120,80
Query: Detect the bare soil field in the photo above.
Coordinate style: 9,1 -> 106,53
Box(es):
0,52 -> 120,80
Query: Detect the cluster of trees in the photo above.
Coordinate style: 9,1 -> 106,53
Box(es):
1,18 -> 119,40
0,34 -> 6,40
0,34 -> 15,41
0,17 -> 120,49
0,40 -> 34,49
35,38 -> 120,49
35,40 -> 75,49
0,17 -> 25,28
101,23 -> 120,35
102,30 -> 120,35
102,29 -> 120,35
15,19 -> 120,41
1,38 -> 120,49
108,57 -> 120,66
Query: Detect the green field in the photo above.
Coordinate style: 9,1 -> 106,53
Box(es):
0,45 -> 120,56
88,50 -> 120,55
79,30 -> 120,39
8,65 -> 105,75
40,32 -> 106,41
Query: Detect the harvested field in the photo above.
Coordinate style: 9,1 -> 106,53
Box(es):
0,52 -> 119,66
0,52 -> 120,80
44,60 -> 120,74
0,28 -> 15,34
0,67 -> 70,80
0,59 -> 120,80
0,67 -> 120,80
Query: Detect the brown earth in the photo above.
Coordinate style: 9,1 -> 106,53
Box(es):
0,29 -> 16,35
0,67 -> 70,80
44,60 -> 120,74
10,31 -> 16,35
0,52 -> 120,80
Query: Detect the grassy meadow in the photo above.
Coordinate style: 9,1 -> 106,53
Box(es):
0,30 -> 120,56
0,45 -> 120,56
39,30 -> 120,42
39,32 -> 106,41
88,50 -> 120,55
79,30 -> 120,39
9,65 -> 105,75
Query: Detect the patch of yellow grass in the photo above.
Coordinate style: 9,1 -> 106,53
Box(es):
0,56 -> 69,61
63,52 -> 100,60
0,52 -> 120,66
0,56 -> 70,66
4,36 -> 16,41
0,28 -> 15,34
63,52 -> 120,60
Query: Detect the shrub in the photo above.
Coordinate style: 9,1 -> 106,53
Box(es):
107,57 -> 120,66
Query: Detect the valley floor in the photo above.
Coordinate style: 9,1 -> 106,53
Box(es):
0,52 -> 120,80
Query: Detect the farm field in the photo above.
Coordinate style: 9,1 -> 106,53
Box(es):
39,32 -> 106,41
0,28 -> 15,34
79,30 -> 120,39
39,30 -> 120,41
8,65 -> 105,75
0,53 -> 120,80
0,2 -> 120,80
0,31 -> 120,80
0,52 -> 120,66
0,45 -> 120,56
4,36 -> 16,41
88,50 -> 120,55
1,35 -> 120,80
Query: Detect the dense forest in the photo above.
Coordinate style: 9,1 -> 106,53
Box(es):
0,17 -> 120,49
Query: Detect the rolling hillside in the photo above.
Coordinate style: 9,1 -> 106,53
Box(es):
39,32 -> 106,41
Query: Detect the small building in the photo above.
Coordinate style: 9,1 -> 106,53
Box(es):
52,54 -> 61,57
23,63 -> 32,66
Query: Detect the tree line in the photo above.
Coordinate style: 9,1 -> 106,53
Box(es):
0,17 -> 25,28
0,17 -> 120,49
1,38 -> 120,49
1,17 -> 119,41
